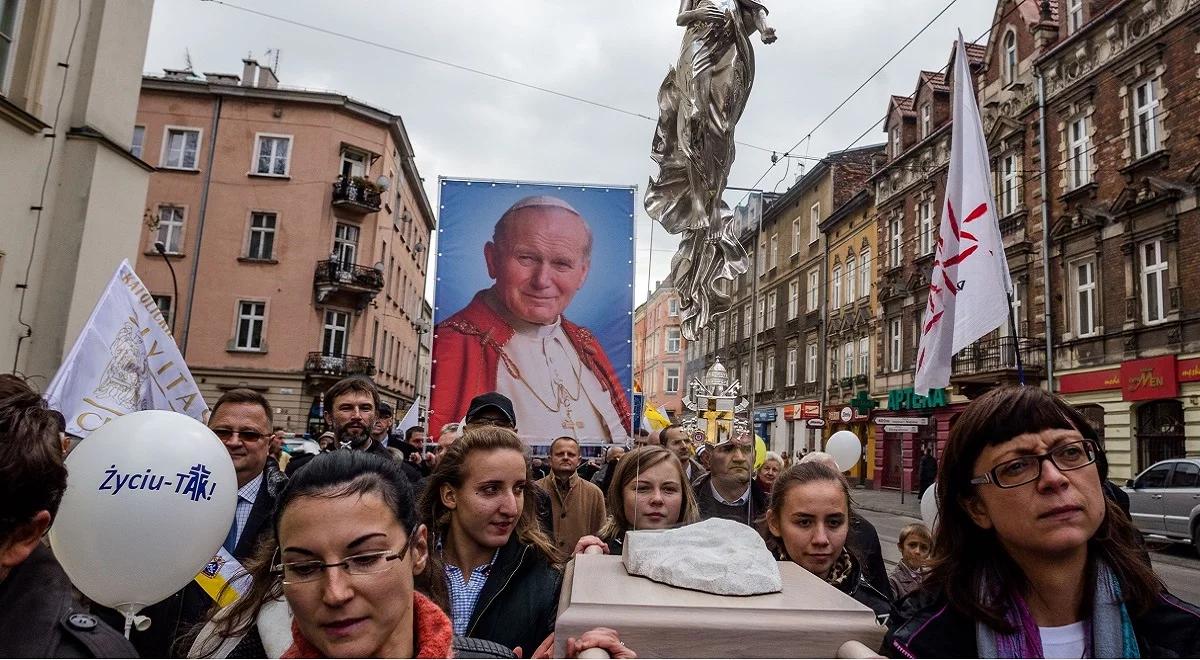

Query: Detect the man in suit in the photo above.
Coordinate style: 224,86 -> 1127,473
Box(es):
104,389 -> 286,657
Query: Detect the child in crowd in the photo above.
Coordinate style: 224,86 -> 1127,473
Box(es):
888,522 -> 931,600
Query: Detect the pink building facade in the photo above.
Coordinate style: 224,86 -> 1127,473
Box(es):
633,278 -> 687,419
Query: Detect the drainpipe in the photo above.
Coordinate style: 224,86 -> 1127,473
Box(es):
1034,68 -> 1055,391
179,95 -> 222,357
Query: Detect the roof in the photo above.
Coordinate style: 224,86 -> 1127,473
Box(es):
890,95 -> 915,114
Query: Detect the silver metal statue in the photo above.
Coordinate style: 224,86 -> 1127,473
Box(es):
645,0 -> 777,340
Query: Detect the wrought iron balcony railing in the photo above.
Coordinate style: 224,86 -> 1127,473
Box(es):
331,176 -> 382,212
304,352 -> 376,378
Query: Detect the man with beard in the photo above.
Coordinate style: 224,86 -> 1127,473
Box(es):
691,430 -> 766,525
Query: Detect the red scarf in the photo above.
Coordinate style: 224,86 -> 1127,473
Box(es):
282,592 -> 454,659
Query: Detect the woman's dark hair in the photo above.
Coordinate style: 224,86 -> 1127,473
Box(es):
760,461 -> 851,561
926,386 -> 1161,632
0,389 -> 67,540
419,426 -> 560,609
597,445 -> 699,540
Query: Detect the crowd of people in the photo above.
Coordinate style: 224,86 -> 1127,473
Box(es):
2,373 -> 1199,658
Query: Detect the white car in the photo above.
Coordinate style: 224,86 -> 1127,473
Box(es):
283,437 -> 321,457
1122,458 -> 1200,553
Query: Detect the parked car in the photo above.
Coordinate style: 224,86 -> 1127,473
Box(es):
1122,458 -> 1200,552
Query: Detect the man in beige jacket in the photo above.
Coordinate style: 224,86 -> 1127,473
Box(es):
538,436 -> 607,555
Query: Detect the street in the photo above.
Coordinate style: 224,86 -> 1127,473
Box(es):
858,508 -> 1200,606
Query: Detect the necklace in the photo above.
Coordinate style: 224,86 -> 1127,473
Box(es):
513,336 -> 587,430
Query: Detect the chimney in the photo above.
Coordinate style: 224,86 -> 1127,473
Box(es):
241,58 -> 258,87
258,64 -> 279,89
162,67 -> 198,81
203,72 -> 240,85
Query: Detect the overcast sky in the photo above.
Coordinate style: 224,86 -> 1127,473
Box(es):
144,0 -> 997,305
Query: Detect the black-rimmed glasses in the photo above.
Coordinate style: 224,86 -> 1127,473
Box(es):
970,440 -> 1098,489
271,535 -> 413,585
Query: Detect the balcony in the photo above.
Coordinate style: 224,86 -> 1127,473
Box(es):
952,336 -> 1046,398
854,373 -> 868,387
314,260 -> 384,311
304,352 -> 376,379
331,176 -> 382,214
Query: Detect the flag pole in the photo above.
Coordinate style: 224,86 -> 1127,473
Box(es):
1005,290 -> 1025,386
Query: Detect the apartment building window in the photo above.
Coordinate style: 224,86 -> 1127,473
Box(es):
755,358 -> 765,391
920,103 -> 931,138
1068,116 -> 1091,189
1132,79 -> 1160,159
766,290 -> 777,326
162,127 -> 201,170
1066,0 -> 1083,34
247,212 -> 277,260
846,256 -> 857,302
253,134 -> 292,176
843,341 -> 854,379
1140,239 -> 1168,324
889,317 -> 903,372
858,337 -> 870,375
1073,260 -> 1097,337
0,0 -> 19,94
756,297 -> 765,330
322,309 -> 349,356
155,205 -> 185,254
891,126 -> 901,157
889,213 -> 902,267
807,270 -> 819,311
829,345 -> 839,380
998,153 -> 1018,216
333,223 -> 359,266
860,248 -> 871,295
340,149 -> 367,179
152,295 -> 173,329
756,238 -> 766,276
743,303 -> 751,337
667,327 -> 681,353
769,233 -> 779,270
668,298 -> 679,316
809,202 -> 821,244
806,342 -> 817,383
665,366 -> 680,394
919,199 -> 935,255
718,317 -> 726,346
740,362 -> 749,392
791,218 -> 801,255
131,126 -> 145,159
1003,31 -> 1017,86
832,265 -> 842,308
788,278 -> 799,319
786,346 -> 797,386
235,301 -> 266,351
765,351 -> 775,390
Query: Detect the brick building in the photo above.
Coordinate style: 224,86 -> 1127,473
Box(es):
633,277 -> 687,419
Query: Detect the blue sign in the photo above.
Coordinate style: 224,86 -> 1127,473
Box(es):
753,408 -> 777,423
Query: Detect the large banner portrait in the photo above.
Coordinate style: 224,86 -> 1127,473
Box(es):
430,178 -> 635,447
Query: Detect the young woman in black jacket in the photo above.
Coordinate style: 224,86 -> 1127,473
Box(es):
883,387 -> 1200,658
761,461 -> 892,623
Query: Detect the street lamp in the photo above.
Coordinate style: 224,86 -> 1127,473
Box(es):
153,240 -> 179,334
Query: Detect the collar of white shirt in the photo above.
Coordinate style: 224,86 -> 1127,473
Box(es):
710,480 -> 750,506
237,471 -> 264,505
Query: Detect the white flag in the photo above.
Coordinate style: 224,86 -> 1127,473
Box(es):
913,33 -> 1013,396
395,396 -> 421,436
45,260 -> 209,436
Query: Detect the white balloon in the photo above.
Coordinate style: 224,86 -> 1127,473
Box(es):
49,410 -> 236,616
824,430 -> 862,473
920,482 -> 939,532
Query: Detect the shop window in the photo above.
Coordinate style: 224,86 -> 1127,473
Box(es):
1075,404 -> 1105,447
1135,399 -> 1183,471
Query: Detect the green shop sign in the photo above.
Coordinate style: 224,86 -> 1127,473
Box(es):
887,387 -> 948,410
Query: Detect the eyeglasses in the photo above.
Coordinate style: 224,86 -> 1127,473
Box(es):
271,536 -> 413,585
212,429 -> 266,443
970,440 -> 1098,489
469,417 -> 514,429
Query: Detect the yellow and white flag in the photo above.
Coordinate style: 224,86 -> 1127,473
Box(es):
194,547 -> 252,607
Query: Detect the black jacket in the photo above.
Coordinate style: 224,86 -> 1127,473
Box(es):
882,587 -> 1200,658
848,514 -> 890,599
837,551 -> 893,626
0,544 -> 137,658
99,467 -> 284,657
691,473 -> 768,525
465,535 -> 562,656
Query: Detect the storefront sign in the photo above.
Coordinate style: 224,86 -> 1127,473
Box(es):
1178,358 -> 1200,383
886,387 -> 947,410
848,390 -> 878,414
787,401 -> 821,420
883,424 -> 919,433
1058,368 -> 1121,394
839,406 -> 854,422
753,408 -> 777,423
1120,355 -> 1178,402
806,419 -> 826,429
875,416 -> 929,426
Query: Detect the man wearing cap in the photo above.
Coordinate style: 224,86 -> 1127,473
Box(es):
691,430 -> 767,525
371,402 -> 396,448
430,196 -> 631,444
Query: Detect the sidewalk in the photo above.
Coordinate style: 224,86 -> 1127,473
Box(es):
847,484 -> 922,519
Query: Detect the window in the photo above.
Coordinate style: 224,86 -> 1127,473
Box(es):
1068,116 -> 1091,189
756,297 -> 765,330
998,153 -> 1018,216
235,301 -> 266,350
665,367 -> 680,394
333,223 -> 359,265
860,248 -> 871,295
846,256 -> 857,302
786,346 -> 797,386
919,199 -> 935,255
668,298 -> 679,316
788,278 -> 799,319
162,127 -> 201,170
340,149 -> 367,179
152,295 -> 173,329
858,337 -> 870,375
743,303 -> 751,337
0,0 -> 21,94
322,309 -> 349,356
920,103 -> 931,138
832,265 -> 842,308
131,126 -> 145,159
766,291 -> 777,326
792,218 -> 802,255
889,213 -> 903,267
889,317 -> 903,371
155,205 -> 185,254
1003,31 -> 1017,86
765,351 -> 775,390
756,238 -> 766,276
1132,79 -> 1160,159
253,134 -> 291,176
807,270 -> 819,311
891,126 -> 902,157
843,341 -> 854,380
740,362 -> 749,392
1171,462 -> 1199,488
1140,240 -> 1168,324
806,342 -> 817,383
247,212 -> 277,260
829,345 -> 839,380
1067,0 -> 1083,34
718,317 -> 727,345
809,203 -> 820,244
769,234 -> 778,270
1074,260 -> 1096,337
755,358 -> 764,391
667,327 -> 681,353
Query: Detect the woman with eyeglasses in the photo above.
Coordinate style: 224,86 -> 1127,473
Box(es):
883,386 -> 1200,658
